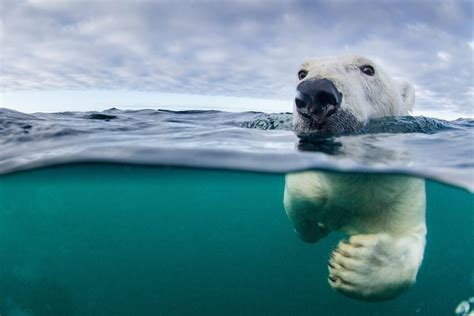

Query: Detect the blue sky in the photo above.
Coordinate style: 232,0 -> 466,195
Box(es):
1,0 -> 473,118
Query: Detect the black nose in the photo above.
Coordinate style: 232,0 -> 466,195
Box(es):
295,79 -> 342,117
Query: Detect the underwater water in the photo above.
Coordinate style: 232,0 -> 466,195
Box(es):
0,108 -> 473,315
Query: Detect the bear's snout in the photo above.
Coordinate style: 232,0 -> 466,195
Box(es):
295,78 -> 342,120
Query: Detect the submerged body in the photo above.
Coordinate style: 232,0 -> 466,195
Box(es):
285,55 -> 427,301
284,172 -> 426,300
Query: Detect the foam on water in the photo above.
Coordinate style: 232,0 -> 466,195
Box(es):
1,107 -> 472,191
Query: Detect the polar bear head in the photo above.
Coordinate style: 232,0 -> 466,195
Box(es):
293,55 -> 415,134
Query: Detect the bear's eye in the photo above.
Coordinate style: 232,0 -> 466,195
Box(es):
298,70 -> 308,80
360,65 -> 375,76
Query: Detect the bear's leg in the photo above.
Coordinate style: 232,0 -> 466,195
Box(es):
284,172 -> 330,243
327,232 -> 426,301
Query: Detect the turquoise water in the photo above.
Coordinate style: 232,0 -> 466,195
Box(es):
0,164 -> 472,316
1,108 -> 473,315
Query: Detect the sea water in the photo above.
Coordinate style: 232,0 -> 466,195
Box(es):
0,108 -> 473,316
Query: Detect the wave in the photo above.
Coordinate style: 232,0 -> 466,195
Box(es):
1,107 -> 473,192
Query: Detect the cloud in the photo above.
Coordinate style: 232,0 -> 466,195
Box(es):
1,0 -> 473,115
469,41 -> 474,51
437,51 -> 452,63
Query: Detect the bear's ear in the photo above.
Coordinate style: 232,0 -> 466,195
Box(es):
398,81 -> 415,112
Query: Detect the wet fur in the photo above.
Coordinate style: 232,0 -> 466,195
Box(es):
285,55 -> 426,301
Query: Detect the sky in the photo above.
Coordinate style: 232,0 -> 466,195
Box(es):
0,0 -> 473,118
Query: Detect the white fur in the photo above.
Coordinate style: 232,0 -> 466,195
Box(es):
296,55 -> 414,123
285,56 -> 425,301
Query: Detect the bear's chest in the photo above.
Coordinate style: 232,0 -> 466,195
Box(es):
317,173 -> 414,234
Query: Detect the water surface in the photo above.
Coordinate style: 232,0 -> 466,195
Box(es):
0,108 -> 472,191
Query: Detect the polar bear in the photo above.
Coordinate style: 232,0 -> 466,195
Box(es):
284,55 -> 426,301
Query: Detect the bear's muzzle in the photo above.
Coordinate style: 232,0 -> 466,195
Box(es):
295,78 -> 342,121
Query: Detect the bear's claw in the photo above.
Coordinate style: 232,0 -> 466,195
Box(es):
327,233 -> 421,301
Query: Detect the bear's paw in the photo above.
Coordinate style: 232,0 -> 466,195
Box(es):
327,233 -> 420,301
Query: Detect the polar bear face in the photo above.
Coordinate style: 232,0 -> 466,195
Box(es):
293,55 -> 415,134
